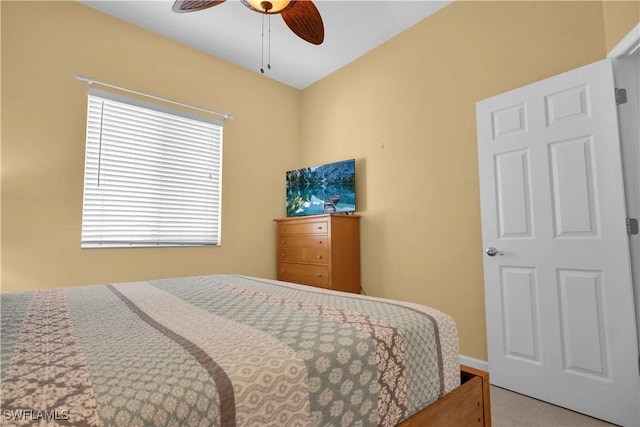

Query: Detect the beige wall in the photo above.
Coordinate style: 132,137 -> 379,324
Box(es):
1,1 -> 301,292
1,1 -> 638,360
602,0 -> 640,53
300,1 -> 638,360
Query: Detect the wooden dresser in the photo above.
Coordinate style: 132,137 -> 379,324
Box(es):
274,214 -> 360,293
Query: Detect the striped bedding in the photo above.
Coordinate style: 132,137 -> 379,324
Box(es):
0,274 -> 459,426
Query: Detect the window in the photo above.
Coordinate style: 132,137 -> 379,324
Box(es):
81,88 -> 223,248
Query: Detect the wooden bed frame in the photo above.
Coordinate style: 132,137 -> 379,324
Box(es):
398,365 -> 491,427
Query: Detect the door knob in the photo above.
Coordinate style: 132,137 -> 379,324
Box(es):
485,247 -> 503,256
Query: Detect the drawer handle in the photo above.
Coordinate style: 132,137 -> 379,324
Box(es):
316,273 -> 322,277
317,240 -> 323,244
281,253 -> 286,257
281,270 -> 286,273
317,226 -> 323,230
317,255 -> 323,259
281,240 -> 286,244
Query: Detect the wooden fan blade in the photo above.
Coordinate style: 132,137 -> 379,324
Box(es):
281,1 -> 324,45
172,0 -> 226,13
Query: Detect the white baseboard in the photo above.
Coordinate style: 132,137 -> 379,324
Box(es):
459,355 -> 489,372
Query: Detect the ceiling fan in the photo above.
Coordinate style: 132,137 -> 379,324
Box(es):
172,0 -> 324,45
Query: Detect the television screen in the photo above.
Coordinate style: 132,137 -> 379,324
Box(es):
286,159 -> 356,217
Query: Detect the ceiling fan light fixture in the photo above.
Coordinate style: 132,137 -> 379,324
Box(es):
172,0 -> 324,46
242,0 -> 294,14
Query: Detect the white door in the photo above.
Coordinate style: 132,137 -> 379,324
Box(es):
476,59 -> 640,426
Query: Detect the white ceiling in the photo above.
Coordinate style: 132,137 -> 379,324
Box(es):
78,0 -> 452,89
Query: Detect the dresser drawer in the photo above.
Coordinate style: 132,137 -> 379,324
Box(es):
279,247 -> 328,264
278,220 -> 328,236
278,235 -> 328,249
278,263 -> 329,287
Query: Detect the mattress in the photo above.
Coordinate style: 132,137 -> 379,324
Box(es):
0,274 -> 459,426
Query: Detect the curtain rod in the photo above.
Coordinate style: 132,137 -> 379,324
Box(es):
74,74 -> 235,121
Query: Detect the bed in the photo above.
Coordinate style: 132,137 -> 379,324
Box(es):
0,274 -> 490,426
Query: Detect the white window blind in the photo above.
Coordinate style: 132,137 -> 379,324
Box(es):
81,88 -> 223,248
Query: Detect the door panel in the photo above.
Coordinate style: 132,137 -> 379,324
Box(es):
548,136 -> 598,237
477,59 -> 639,426
557,269 -> 607,378
544,84 -> 590,125
501,267 -> 540,362
496,149 -> 533,238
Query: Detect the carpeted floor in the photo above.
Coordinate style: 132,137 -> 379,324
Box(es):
490,386 -> 618,427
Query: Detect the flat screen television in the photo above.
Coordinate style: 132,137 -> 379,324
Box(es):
286,158 -> 356,217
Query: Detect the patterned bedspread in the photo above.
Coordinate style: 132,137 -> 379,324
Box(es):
0,274 -> 459,426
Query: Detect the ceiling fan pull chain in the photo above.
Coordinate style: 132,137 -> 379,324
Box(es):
267,14 -> 271,70
260,14 -> 265,74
